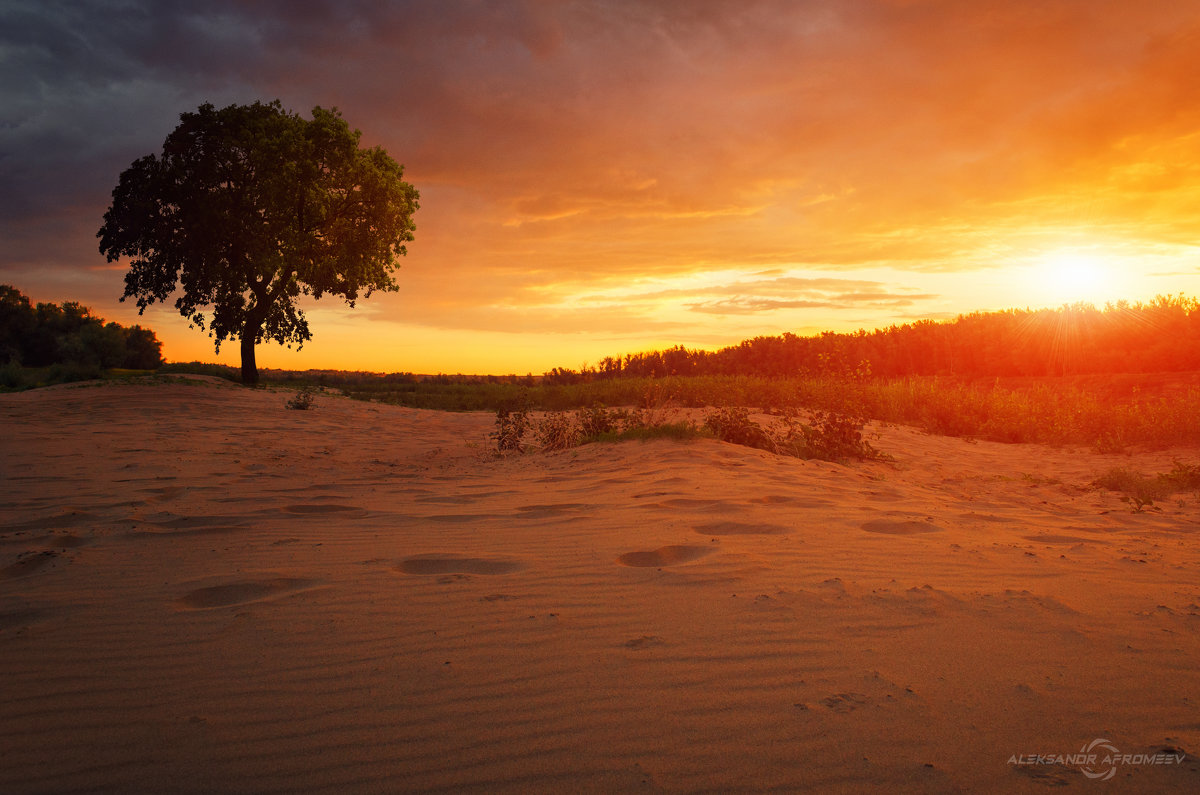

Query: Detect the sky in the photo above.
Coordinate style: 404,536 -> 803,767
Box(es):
4,0 -> 1200,374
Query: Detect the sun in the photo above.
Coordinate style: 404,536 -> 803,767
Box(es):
1036,249 -> 1114,305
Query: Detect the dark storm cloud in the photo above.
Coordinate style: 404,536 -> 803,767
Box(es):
3,2 -> 258,219
1,0 -> 595,233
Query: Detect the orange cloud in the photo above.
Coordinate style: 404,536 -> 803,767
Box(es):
7,1 -> 1200,372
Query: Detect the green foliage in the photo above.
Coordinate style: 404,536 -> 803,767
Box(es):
0,360 -> 25,389
122,325 -> 166,369
0,285 -> 164,373
577,404 -> 621,438
792,410 -> 887,463
98,100 -> 418,384
703,407 -> 774,449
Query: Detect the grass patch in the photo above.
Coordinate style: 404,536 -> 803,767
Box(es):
156,361 -> 241,382
1,361 -> 106,391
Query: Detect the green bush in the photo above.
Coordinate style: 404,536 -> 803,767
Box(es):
0,360 -> 25,390
577,404 -> 621,438
703,407 -> 774,450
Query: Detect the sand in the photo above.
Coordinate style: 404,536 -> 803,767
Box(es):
1,377 -> 1198,793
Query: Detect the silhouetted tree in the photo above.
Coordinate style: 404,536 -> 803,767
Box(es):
121,325 -> 165,369
0,285 -> 164,371
0,285 -> 35,364
571,295 -> 1200,381
98,100 -> 419,384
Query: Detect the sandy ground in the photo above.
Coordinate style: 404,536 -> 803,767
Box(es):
1,377 -> 1199,793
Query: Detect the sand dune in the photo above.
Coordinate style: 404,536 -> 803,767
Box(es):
2,378 -> 1199,792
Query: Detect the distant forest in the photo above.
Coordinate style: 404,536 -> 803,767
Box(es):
548,295 -> 1200,383
0,285 -> 163,370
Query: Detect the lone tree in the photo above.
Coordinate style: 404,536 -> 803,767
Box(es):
98,100 -> 418,384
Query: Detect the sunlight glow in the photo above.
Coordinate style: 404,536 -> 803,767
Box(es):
1033,249 -> 1117,306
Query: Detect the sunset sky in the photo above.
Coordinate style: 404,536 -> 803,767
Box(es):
4,0 -> 1200,374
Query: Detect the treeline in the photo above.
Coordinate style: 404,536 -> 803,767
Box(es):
1,285 -> 163,370
547,295 -> 1200,383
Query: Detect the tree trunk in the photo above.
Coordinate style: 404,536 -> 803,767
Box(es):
240,332 -> 258,385
241,282 -> 276,386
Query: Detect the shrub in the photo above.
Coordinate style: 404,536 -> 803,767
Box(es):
0,360 -> 25,390
606,422 -> 708,442
577,404 -> 621,438
801,410 -> 887,463
534,411 -> 581,451
493,398 -> 532,454
45,361 -> 103,384
703,407 -> 774,450
1092,461 -> 1200,511
703,407 -> 887,463
285,387 -> 318,410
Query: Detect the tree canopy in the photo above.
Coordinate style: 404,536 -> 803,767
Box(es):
545,295 -> 1200,383
98,100 -> 418,384
0,284 -> 163,374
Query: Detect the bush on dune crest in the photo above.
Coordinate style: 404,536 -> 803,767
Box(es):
1092,461 -> 1200,512
493,400 -> 888,464
703,406 -> 888,463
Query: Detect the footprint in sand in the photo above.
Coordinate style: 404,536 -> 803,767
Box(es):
139,514 -> 250,533
396,555 -> 525,575
821,692 -> 870,713
623,635 -> 665,649
177,577 -> 320,609
46,534 -> 90,549
0,607 -> 51,631
695,521 -> 790,536
139,485 -> 188,503
2,511 -> 99,532
617,545 -> 715,567
1023,534 -> 1102,545
747,495 -> 797,505
283,504 -> 366,515
516,504 -> 593,517
0,551 -> 61,579
862,520 -> 943,535
413,495 -> 476,505
654,498 -> 740,513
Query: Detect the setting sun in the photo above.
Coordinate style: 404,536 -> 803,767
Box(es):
1034,249 -> 1118,306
